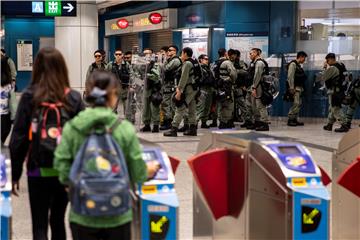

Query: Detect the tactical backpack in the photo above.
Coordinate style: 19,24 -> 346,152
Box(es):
69,120 -> 131,217
29,91 -> 70,168
255,59 -> 278,106
286,60 -> 307,88
212,59 -> 226,85
186,58 -> 203,89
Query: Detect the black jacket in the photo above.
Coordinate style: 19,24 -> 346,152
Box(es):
10,87 -> 84,181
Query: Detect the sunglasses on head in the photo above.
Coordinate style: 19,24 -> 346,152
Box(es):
94,55 -> 102,58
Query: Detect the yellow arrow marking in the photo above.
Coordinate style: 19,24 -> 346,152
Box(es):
303,208 -> 319,224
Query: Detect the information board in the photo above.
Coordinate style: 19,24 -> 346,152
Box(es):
226,32 -> 269,63
16,40 -> 33,71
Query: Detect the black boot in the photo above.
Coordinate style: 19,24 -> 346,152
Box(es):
334,124 -> 349,133
200,120 -> 210,129
241,120 -> 253,129
287,119 -> 298,127
255,121 -> 269,131
152,125 -> 159,133
140,124 -> 151,132
218,122 -> 227,129
178,124 -> 189,132
184,124 -> 197,136
209,120 -> 217,128
160,119 -> 172,131
323,123 -> 333,131
296,119 -> 304,126
164,127 -> 178,137
228,120 -> 235,128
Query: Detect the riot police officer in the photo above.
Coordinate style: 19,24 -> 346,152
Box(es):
233,50 -> 248,124
141,48 -> 162,133
196,54 -> 216,128
335,76 -> 360,132
216,49 -> 237,129
287,51 -> 308,126
161,45 -> 182,130
106,49 -> 135,122
164,47 -> 197,137
322,53 -> 347,131
245,48 -> 270,131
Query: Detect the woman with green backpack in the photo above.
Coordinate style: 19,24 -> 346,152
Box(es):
54,70 -> 160,240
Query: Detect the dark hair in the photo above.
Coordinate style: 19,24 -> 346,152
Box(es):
125,51 -> 132,55
85,70 -> 119,107
251,48 -> 262,55
99,49 -> 106,56
31,47 -> 70,109
1,56 -> 12,86
235,50 -> 241,57
218,48 -> 226,58
297,51 -> 308,58
325,53 -> 336,60
114,48 -> 122,53
168,45 -> 178,52
182,47 -> 193,57
94,49 -> 102,55
198,54 -> 208,61
1,49 -> 5,54
228,49 -> 237,56
160,46 -> 169,52
143,48 -> 154,53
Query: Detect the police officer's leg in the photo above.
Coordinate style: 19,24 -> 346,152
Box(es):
243,91 -> 255,128
164,104 -> 187,137
255,92 -> 269,131
141,95 -> 151,132
326,94 -> 337,125
150,101 -> 160,132
196,88 -> 210,127
288,90 -> 303,126
183,95 -> 198,136
202,88 -> 213,127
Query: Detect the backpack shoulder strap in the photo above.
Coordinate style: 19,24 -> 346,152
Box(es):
108,119 -> 122,134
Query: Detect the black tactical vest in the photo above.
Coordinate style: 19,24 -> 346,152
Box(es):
288,60 -> 307,88
164,56 -> 182,83
111,62 -> 130,85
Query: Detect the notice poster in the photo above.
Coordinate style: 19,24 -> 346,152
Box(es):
182,28 -> 208,58
226,32 -> 269,63
16,40 -> 33,71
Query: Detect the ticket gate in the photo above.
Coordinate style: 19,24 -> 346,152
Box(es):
133,140 -> 179,240
188,131 -> 330,240
0,155 -> 11,240
332,128 -> 360,240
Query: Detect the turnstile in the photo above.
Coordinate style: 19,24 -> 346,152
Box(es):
132,140 -> 179,240
188,131 -> 330,240
332,128 -> 360,240
0,155 -> 11,240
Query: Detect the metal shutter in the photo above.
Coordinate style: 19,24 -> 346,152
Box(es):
120,33 -> 139,53
148,30 -> 173,52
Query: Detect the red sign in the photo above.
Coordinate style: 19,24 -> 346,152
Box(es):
117,19 -> 129,29
149,13 -> 162,24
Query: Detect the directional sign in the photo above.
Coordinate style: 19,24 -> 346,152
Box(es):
61,1 -> 76,16
44,1 -> 76,17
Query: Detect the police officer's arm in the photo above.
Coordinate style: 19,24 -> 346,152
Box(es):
8,58 -> 17,80
164,58 -> 181,72
147,63 -> 160,82
85,65 -> 92,83
287,62 -> 296,89
322,66 -> 339,83
253,61 -> 265,88
105,62 -> 112,71
177,61 -> 192,92
228,62 -> 237,83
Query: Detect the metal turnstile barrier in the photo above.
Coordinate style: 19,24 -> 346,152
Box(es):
188,131 -> 330,240
332,128 -> 360,240
132,140 -> 179,240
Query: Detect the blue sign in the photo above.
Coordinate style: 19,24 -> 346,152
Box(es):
267,144 -> 316,174
293,189 -> 329,240
32,2 -> 44,13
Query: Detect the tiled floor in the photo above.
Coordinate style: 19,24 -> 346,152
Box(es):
5,120 -> 360,239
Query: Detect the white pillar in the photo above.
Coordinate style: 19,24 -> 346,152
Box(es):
55,2 -> 98,91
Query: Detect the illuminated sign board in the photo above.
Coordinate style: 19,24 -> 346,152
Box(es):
105,9 -> 177,36
32,2 -> 44,13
